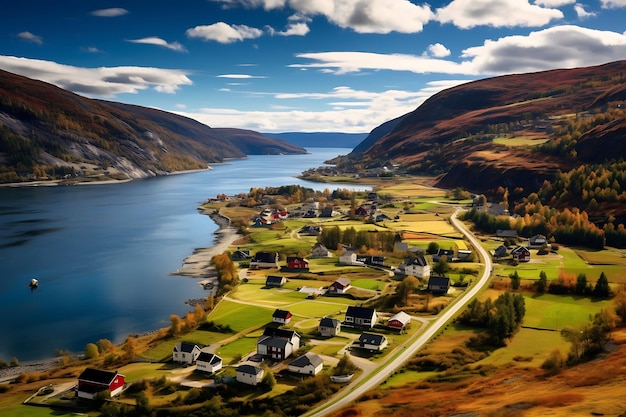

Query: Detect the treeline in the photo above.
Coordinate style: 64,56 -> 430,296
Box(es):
532,270 -> 611,298
458,292 -> 526,346
462,205 -> 606,249
236,185 -> 354,207
318,225 -> 396,253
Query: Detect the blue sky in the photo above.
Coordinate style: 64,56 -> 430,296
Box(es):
1,1 -> 626,133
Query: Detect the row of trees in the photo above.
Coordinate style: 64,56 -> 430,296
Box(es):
458,292 -> 526,346
318,225 -> 396,253
531,270 -> 611,298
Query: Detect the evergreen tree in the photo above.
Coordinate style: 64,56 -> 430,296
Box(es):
536,271 -> 548,294
593,272 -> 611,298
575,273 -> 588,295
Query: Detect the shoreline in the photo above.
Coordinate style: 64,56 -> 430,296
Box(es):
0,207 -> 240,381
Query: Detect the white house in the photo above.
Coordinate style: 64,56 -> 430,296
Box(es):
357,332 -> 388,352
288,352 -> 324,375
318,317 -> 341,337
344,306 -> 377,329
172,342 -> 201,365
339,250 -> 362,266
196,351 -> 222,373
397,254 -> 430,278
311,243 -> 330,258
236,364 -> 264,386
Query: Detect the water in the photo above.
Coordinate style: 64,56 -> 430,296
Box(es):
0,148 -> 364,361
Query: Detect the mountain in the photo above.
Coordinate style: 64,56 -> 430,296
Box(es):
262,132 -> 368,149
0,70 -> 305,184
343,61 -> 626,194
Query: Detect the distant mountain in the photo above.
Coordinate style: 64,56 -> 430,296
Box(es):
338,61 -> 626,194
262,132 -> 367,149
0,70 -> 305,184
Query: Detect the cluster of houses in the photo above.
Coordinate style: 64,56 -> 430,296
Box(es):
493,233 -> 548,262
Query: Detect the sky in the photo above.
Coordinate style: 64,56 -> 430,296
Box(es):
1,1 -> 626,134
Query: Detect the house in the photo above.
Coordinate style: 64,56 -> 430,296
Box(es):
357,332 -> 388,352
427,276 -> 451,295
173,342 -> 201,364
457,250 -> 472,261
288,352 -> 324,375
252,217 -> 271,227
265,275 -> 286,288
493,245 -> 508,258
397,254 -> 430,278
257,328 -> 301,360
344,306 -> 377,328
311,243 -> 330,258
318,317 -> 341,337
300,225 -> 322,236
357,255 -> 385,266
354,206 -> 369,217
272,309 -> 292,325
367,192 -> 378,201
328,277 -> 352,294
432,248 -> 455,262
511,246 -> 531,262
529,234 -> 548,248
319,207 -> 334,218
375,213 -> 391,222
387,311 -> 411,331
284,256 -> 309,272
339,250 -> 362,266
236,364 -> 264,386
232,250 -> 250,260
250,252 -> 279,269
196,352 -> 222,373
496,229 -> 518,239
77,368 -> 125,399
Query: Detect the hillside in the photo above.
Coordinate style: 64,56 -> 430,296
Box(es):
262,132 -> 367,149
342,61 -> 626,195
0,70 -> 305,184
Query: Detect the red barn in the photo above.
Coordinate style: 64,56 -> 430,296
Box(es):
285,256 -> 309,271
77,368 -> 125,399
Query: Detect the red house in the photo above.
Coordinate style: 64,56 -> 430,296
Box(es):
77,368 -> 125,399
511,246 -> 531,262
284,256 -> 309,272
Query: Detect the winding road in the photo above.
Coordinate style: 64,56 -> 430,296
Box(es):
305,208 -> 493,417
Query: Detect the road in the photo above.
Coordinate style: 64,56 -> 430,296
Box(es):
305,209 -> 493,417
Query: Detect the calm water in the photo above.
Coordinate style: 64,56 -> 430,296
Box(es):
0,148 -> 363,361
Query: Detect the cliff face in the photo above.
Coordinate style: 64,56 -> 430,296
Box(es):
346,61 -> 626,194
0,70 -> 305,183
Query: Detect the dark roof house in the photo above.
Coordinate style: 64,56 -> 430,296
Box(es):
77,368 -> 125,399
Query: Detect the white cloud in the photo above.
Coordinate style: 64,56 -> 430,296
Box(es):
427,43 -> 451,58
177,80 -> 469,133
600,0 -> 626,7
534,0 -> 575,6
186,22 -> 263,43
217,74 -> 267,78
463,25 -> 626,74
574,3 -> 596,18
436,0 -> 563,29
276,22 -> 310,36
17,31 -> 43,45
90,8 -> 129,17
127,37 -> 188,52
83,47 -> 103,54
291,25 -> 626,77
0,55 -> 192,97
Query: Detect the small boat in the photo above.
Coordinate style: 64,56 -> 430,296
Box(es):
29,278 -> 39,288
330,374 -> 353,383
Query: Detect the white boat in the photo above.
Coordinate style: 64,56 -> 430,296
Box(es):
29,278 -> 39,288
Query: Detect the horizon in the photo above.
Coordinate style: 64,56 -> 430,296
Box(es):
1,1 -> 625,134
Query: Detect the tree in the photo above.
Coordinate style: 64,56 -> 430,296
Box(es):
593,272 -> 611,298
427,241 -> 439,254
135,391 -> 152,416
10,357 -> 19,367
169,314 -> 182,337
536,271 -> 548,294
396,276 -> 419,306
509,270 -> 521,290
432,257 -> 450,276
261,368 -> 276,391
96,339 -> 114,354
575,273 -> 588,295
123,336 -> 137,360
84,343 -> 99,360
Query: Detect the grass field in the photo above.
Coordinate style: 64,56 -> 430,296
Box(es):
492,136 -> 549,147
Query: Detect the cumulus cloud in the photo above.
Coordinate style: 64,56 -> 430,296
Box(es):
90,8 -> 129,17
274,22 -> 310,36
574,3 -> 596,18
427,43 -> 451,58
436,0 -> 563,29
0,55 -> 192,97
600,0 -> 626,7
176,80 -> 468,133
17,31 -> 43,45
186,22 -> 264,43
127,37 -> 188,52
291,25 -> 626,77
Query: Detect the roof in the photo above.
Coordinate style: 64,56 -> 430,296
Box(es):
197,352 -> 221,365
236,364 -> 263,375
78,368 -> 120,384
346,306 -> 376,319
428,276 -> 451,287
359,332 -> 386,346
266,275 -> 285,284
406,255 -> 428,266
319,317 -> 341,328
511,245 -> 530,253
253,252 -> 278,262
334,277 -> 351,287
273,309 -> 292,319
388,311 -> 411,325
175,342 -> 199,353
263,327 -> 299,340
289,352 -> 323,368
